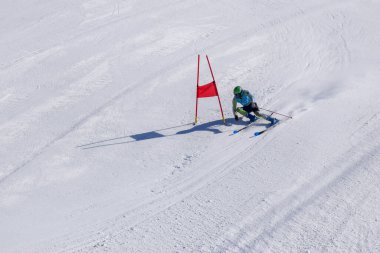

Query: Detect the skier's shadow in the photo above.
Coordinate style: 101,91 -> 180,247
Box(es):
78,118 -> 246,150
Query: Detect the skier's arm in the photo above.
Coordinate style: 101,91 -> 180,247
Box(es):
232,98 -> 237,116
232,98 -> 239,121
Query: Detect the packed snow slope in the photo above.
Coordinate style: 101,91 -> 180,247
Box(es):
1,0 -> 380,252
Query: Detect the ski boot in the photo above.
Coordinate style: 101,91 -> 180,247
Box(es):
246,113 -> 258,122
266,116 -> 279,126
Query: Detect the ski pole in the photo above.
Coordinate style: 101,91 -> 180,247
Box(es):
259,107 -> 292,119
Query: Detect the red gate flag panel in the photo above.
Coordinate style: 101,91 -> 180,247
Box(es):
197,81 -> 218,98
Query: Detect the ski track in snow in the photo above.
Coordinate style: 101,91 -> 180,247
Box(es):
1,0 -> 380,252
213,128 -> 380,252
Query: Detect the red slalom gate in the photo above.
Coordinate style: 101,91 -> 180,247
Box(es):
194,55 -> 225,124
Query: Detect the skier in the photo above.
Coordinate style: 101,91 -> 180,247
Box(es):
232,86 -> 278,124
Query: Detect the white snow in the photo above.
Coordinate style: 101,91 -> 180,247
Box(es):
1,0 -> 380,252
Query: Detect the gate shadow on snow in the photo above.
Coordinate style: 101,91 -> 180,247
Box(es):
77,117 -> 253,150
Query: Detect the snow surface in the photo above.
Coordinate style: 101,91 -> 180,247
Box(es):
1,0 -> 380,252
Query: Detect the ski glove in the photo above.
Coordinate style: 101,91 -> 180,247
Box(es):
234,115 -> 239,121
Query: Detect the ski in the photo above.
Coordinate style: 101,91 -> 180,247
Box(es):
253,120 -> 280,136
232,120 -> 256,135
232,122 -> 255,135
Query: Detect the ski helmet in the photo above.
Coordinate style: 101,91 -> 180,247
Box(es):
233,86 -> 242,95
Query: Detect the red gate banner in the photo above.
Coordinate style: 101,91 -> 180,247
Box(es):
197,81 -> 218,98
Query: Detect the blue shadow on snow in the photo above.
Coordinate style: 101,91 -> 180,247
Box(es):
77,117 -> 245,150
